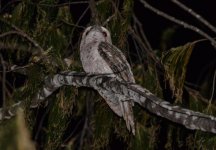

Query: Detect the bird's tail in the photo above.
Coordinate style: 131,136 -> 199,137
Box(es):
97,90 -> 135,135
120,100 -> 135,135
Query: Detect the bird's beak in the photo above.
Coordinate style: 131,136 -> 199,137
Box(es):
91,25 -> 103,32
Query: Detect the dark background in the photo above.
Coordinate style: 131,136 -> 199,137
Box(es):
1,0 -> 216,149
1,0 -> 216,92
64,0 -> 216,88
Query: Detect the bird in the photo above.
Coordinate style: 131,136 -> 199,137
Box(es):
80,25 -> 135,135
1,26 -> 216,135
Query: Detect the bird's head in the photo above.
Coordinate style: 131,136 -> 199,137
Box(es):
80,26 -> 112,48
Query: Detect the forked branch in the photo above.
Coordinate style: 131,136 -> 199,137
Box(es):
1,72 -> 216,134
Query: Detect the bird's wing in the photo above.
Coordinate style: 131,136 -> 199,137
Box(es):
98,41 -> 135,83
98,41 -> 135,134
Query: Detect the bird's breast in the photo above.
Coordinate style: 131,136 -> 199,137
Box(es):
80,44 -> 113,74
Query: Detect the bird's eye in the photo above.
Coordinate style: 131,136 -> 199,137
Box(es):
102,31 -> 107,37
85,30 -> 90,36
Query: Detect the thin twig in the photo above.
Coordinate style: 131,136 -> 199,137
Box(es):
102,14 -> 116,26
0,41 -> 41,55
209,70 -> 216,106
132,36 -> 143,64
185,86 -> 216,110
131,36 -> 146,76
139,0 -> 216,49
78,114 -> 87,150
0,30 -> 43,54
33,1 -> 88,7
0,31 -> 21,38
6,21 -> 44,53
78,91 -> 93,150
61,20 -> 85,29
170,0 -> 216,34
61,119 -> 84,146
0,59 -> 31,74
129,27 -> 161,66
108,1 -> 160,67
73,5 -> 89,28
0,54 -> 6,109
34,103 -> 52,141
89,0 -> 100,24
132,15 -> 153,51
68,5 -> 89,50
8,64 -> 31,74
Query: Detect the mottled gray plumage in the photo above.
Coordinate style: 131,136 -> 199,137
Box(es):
80,26 -> 135,134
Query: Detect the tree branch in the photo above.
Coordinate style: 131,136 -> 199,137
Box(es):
1,72 -> 216,134
139,0 -> 216,49
170,0 -> 216,34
